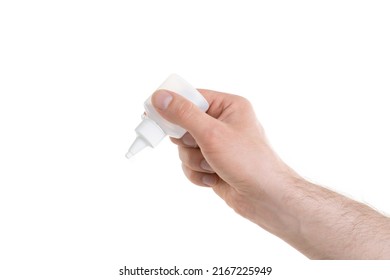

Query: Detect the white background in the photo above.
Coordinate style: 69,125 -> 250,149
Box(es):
1,0 -> 390,279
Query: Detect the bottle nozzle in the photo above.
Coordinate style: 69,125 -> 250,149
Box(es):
125,136 -> 149,159
125,151 -> 134,159
125,117 -> 167,159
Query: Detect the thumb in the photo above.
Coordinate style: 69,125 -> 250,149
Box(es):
151,89 -> 216,139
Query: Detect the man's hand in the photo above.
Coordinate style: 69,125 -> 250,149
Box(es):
151,89 -> 390,259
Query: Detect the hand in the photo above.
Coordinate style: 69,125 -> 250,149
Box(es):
152,88 -> 390,259
151,89 -> 300,231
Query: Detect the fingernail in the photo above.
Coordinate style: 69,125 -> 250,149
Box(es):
202,174 -> 217,187
182,133 -> 197,147
152,90 -> 173,110
200,159 -> 213,172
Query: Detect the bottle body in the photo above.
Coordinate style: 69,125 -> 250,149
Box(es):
143,98 -> 185,138
126,74 -> 209,158
144,74 -> 209,138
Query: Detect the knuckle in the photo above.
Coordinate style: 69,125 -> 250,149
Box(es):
181,164 -> 201,185
178,147 -> 193,168
178,146 -> 187,163
234,95 -> 252,110
179,147 -> 202,171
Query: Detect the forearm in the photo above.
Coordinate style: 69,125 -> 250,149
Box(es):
269,179 -> 390,259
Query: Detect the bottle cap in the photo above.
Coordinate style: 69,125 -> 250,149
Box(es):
125,74 -> 209,159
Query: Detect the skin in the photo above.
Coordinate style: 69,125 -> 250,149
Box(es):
151,89 -> 390,260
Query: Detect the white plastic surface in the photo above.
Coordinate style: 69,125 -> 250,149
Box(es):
125,137 -> 147,159
126,74 -> 209,158
144,73 -> 209,138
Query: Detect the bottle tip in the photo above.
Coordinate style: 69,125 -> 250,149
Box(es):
126,136 -> 149,159
125,151 -> 133,159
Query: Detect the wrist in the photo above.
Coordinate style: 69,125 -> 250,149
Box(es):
246,166 -> 305,238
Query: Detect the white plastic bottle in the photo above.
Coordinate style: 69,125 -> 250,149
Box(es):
125,74 -> 209,158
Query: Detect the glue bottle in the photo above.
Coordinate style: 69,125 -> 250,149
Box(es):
125,74 -> 209,158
